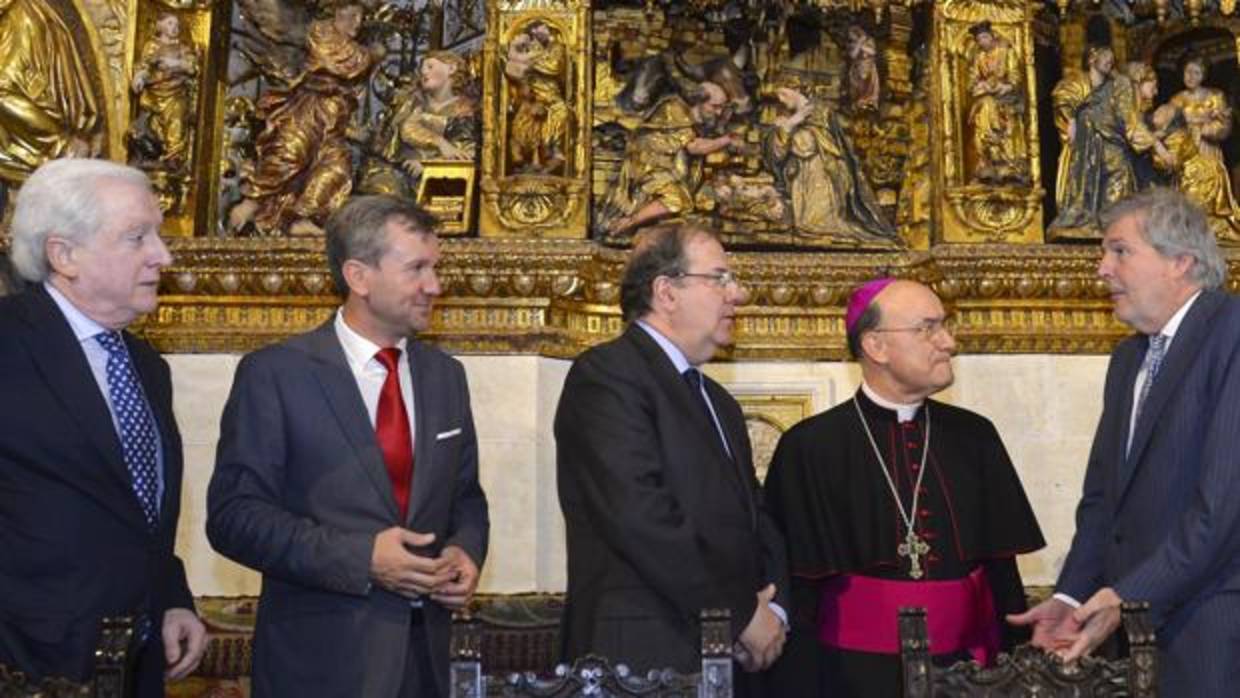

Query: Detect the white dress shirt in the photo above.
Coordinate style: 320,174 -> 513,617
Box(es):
334,310 -> 417,441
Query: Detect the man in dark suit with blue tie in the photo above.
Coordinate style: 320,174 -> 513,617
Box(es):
207,195 -> 489,697
554,223 -> 788,690
1011,187 -> 1240,695
0,158 -> 206,696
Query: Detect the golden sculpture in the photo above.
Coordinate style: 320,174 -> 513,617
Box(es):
229,3 -> 379,236
504,20 -> 569,174
1049,46 -> 1139,237
1158,57 -> 1240,241
763,85 -> 899,246
132,13 -> 198,169
360,51 -> 478,200
596,82 -> 737,240
846,25 -> 881,112
1121,62 -> 1173,189
0,0 -> 100,188
965,22 -> 1027,185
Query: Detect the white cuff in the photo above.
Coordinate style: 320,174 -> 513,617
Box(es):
1053,592 -> 1081,609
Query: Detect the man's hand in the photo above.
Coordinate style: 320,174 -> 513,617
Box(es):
370,527 -> 455,598
429,545 -> 481,610
161,607 -> 207,681
1059,587 -> 1123,662
736,584 -> 785,671
1007,597 -> 1081,652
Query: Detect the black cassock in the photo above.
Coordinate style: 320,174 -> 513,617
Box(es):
764,389 -> 1045,698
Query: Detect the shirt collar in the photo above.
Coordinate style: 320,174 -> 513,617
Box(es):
44,282 -> 109,342
1156,290 -> 1201,343
636,320 -> 693,374
860,380 -> 922,423
334,309 -> 408,369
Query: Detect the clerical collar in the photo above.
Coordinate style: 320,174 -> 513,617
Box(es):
861,381 -> 922,423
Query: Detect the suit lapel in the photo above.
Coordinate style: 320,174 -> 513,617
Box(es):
1121,291 -> 1226,498
303,322 -> 402,521
17,287 -> 148,531
625,327 -> 749,500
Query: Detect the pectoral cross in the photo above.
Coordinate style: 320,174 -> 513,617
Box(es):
898,529 -> 931,580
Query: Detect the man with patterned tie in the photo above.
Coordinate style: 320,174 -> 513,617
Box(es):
207,195 -> 489,697
554,223 -> 788,694
0,158 -> 206,696
764,278 -> 1044,697
1012,187 -> 1240,696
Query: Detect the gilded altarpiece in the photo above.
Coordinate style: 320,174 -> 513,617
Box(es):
9,0 -> 1240,357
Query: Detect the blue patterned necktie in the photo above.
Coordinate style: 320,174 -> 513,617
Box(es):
95,331 -> 160,528
1135,334 -> 1168,424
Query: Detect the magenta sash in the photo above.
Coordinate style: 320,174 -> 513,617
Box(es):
817,566 -> 1001,665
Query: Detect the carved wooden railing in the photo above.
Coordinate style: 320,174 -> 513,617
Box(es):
900,602 -> 1158,697
449,609 -> 732,697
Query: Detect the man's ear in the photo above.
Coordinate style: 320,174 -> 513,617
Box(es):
860,331 -> 886,365
651,275 -> 677,312
341,259 -> 371,298
44,235 -> 77,279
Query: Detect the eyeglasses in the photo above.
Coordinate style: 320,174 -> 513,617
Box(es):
670,270 -> 741,288
870,317 -> 954,340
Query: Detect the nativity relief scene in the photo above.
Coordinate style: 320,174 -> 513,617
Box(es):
2,0 -> 1240,353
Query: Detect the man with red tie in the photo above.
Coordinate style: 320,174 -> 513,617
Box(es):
207,195 -> 489,697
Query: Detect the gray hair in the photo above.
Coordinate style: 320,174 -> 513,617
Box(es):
1100,187 -> 1226,290
846,302 -> 882,360
619,223 -> 718,323
324,195 -> 438,297
9,159 -> 152,283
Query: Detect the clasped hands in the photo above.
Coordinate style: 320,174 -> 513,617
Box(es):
370,527 -> 480,609
1007,586 -> 1124,663
734,583 -> 787,672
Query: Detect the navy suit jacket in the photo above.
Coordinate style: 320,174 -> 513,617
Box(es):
207,320 -> 489,698
0,285 -> 193,682
1058,289 -> 1240,695
554,325 -> 789,674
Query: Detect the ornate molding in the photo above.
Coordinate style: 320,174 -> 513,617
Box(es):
94,237 -> 1217,357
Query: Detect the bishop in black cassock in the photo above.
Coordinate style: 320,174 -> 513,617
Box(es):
764,279 -> 1044,697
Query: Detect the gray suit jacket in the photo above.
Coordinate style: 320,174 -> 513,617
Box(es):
207,320 -> 488,697
1058,289 -> 1240,696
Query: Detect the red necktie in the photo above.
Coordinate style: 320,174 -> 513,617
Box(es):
374,348 -> 414,519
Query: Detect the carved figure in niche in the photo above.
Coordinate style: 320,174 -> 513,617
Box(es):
228,3 -> 380,236
0,0 -> 99,196
965,22 -> 1028,185
846,25 -> 880,112
505,20 -> 569,174
1050,45 -> 1140,234
359,50 -> 477,199
131,13 -> 198,170
596,81 -> 738,240
763,86 -> 898,245
1157,56 -> 1240,240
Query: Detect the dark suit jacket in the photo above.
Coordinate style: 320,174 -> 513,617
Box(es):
1058,289 -> 1240,696
0,285 -> 193,686
207,320 -> 489,698
554,324 -> 789,673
